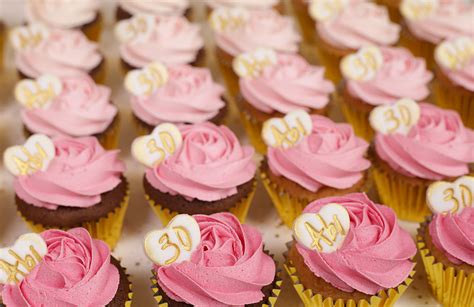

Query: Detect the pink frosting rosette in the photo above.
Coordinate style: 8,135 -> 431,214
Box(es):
296,193 -> 416,295
206,0 -> 279,9
120,15 -> 204,68
21,74 -> 117,137
14,137 -> 126,210
156,212 -> 276,306
317,1 -> 400,50
146,122 -> 256,201
15,29 -> 102,79
214,9 -> 301,57
268,115 -> 370,192
375,103 -> 474,180
131,65 -> 225,125
2,228 -> 119,306
346,47 -> 433,105
119,0 -> 190,16
240,53 -> 335,113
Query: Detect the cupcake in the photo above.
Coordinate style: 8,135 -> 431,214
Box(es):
145,212 -> 281,306
285,193 -> 417,307
131,122 -> 257,225
125,62 -> 227,136
376,0 -> 402,22
3,135 -> 129,248
11,24 -> 105,84
210,8 -> 301,98
0,228 -> 132,306
25,0 -> 102,41
17,73 -> 120,149
339,46 -> 433,141
372,102 -> 474,222
260,111 -> 371,227
399,0 -> 474,69
116,0 -> 192,21
115,14 -> 205,74
433,36 -> 474,129
291,0 -> 314,43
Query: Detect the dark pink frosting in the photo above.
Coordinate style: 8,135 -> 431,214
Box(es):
156,212 -> 276,306
146,122 -> 256,201
429,208 -> 474,265
2,228 -> 120,306
346,47 -> 433,106
268,115 -> 370,192
296,193 -> 416,295
131,65 -> 225,125
375,103 -> 474,180
240,53 -> 335,113
14,137 -> 126,210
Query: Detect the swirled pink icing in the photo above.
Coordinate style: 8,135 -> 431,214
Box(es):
21,74 -> 117,137
206,0 -> 279,9
131,65 -> 225,125
120,15 -> 204,68
213,9 -> 301,57
146,122 -> 256,201
240,53 -> 335,113
346,47 -> 433,105
14,137 -> 126,210
119,0 -> 190,16
403,1 -> 474,44
268,115 -> 370,192
2,228 -> 120,306
15,29 -> 102,79
156,212 -> 276,306
375,103 -> 474,180
317,1 -> 400,50
296,193 -> 416,295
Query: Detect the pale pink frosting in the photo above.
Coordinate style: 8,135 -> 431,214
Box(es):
347,47 -> 433,106
146,122 -> 256,201
404,1 -> 474,44
206,0 -> 279,9
156,212 -> 276,306
317,2 -> 400,50
119,0 -> 190,16
14,137 -> 126,210
296,193 -> 416,295
213,9 -> 301,57
2,228 -> 119,306
436,38 -> 474,92
268,115 -> 370,192
131,65 -> 225,125
15,29 -> 102,79
120,15 -> 204,68
21,74 -> 117,137
240,53 -> 335,113
375,103 -> 474,180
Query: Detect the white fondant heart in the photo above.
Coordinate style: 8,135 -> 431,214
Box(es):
262,110 -> 313,149
10,24 -> 50,51
115,14 -> 155,43
340,46 -> 384,82
209,7 -> 249,32
435,36 -> 474,70
427,176 -> 474,215
233,48 -> 278,78
125,61 -> 169,96
309,0 -> 349,22
401,0 -> 438,20
369,98 -> 420,135
15,74 -> 62,109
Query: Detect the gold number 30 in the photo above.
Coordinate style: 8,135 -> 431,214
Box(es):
384,105 -> 412,133
443,185 -> 473,214
158,227 -> 193,265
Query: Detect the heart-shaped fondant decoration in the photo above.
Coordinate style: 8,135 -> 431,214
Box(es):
132,123 -> 182,168
0,233 -> 47,284
233,47 -> 277,78
293,203 -> 350,253
10,24 -> 50,51
262,110 -> 313,149
427,176 -> 474,215
401,0 -> 438,20
144,214 -> 201,266
209,7 -> 249,33
340,46 -> 384,82
435,36 -> 474,70
369,98 -> 420,135
309,0 -> 348,22
15,74 -> 62,109
4,134 -> 55,176
115,14 -> 155,43
125,61 -> 169,96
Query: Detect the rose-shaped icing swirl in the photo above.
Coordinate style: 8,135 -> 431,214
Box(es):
14,137 -> 126,210
375,103 -> 474,180
317,2 -> 400,50
146,122 -> 256,201
26,0 -> 99,29
22,74 -> 117,137
297,193 -> 416,294
120,16 -> 204,68
435,38 -> 474,91
268,115 -> 370,192
15,29 -> 102,79
206,0 -> 279,9
131,65 -> 225,125
214,9 -> 301,57
156,212 -> 276,306
119,0 -> 190,16
429,208 -> 474,265
2,228 -> 120,306
240,53 -> 335,113
346,47 -> 433,105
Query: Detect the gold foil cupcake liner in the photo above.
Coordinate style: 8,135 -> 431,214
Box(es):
239,109 -> 267,154
399,25 -> 435,69
83,13 -> 103,42
92,61 -> 107,85
433,80 -> 474,129
120,261 -> 134,307
216,51 -> 240,99
291,0 -> 316,44
339,96 -> 374,142
97,115 -> 121,150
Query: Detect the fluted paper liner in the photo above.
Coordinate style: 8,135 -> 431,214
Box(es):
339,96 -> 374,142
399,25 -> 435,69
97,115 -> 121,150
239,108 -> 267,154
120,260 -> 134,307
83,13 -> 103,42
434,79 -> 474,129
